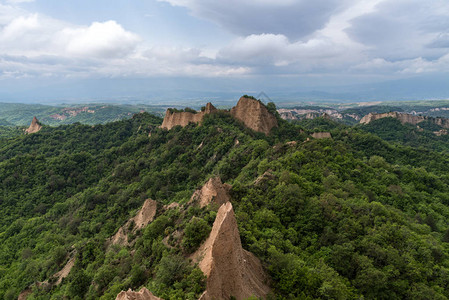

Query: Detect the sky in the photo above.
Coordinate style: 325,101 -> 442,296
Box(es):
0,0 -> 449,104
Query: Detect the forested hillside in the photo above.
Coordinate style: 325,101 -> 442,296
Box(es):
2,103 -> 449,299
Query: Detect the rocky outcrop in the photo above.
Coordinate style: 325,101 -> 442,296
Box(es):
192,202 -> 270,300
133,199 -> 158,230
161,97 -> 278,135
161,103 -> 217,130
190,177 -> 231,208
54,254 -> 76,285
111,199 -> 157,246
116,287 -> 162,300
434,129 -> 448,136
25,116 -> 42,134
311,132 -> 332,139
360,112 -> 423,125
254,170 -> 276,186
360,112 -> 449,129
305,112 -> 332,120
18,288 -> 32,300
19,250 -> 77,298
230,96 -> 278,135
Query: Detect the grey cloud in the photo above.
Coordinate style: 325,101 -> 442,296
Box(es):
428,33 -> 449,48
346,0 -> 449,60
159,0 -> 350,40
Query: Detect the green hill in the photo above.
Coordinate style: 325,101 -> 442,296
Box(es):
0,103 -> 165,126
1,104 -> 449,299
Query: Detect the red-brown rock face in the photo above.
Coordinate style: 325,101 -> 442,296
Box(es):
192,202 -> 271,300
190,177 -> 231,208
116,287 -> 161,300
230,97 -> 278,135
161,103 -> 217,130
25,116 -> 42,134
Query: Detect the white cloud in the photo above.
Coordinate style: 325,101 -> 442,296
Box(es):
61,21 -> 141,58
218,33 -> 345,69
1,13 -> 39,39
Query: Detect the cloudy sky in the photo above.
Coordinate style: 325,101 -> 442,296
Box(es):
0,0 -> 449,103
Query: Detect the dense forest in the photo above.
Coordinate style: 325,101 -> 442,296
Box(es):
2,101 -> 449,299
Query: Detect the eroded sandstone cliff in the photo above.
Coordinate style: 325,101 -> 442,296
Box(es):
25,116 -> 42,134
192,202 -> 271,300
110,199 -> 157,246
230,96 -> 278,135
116,287 -> 161,300
190,177 -> 231,208
161,103 -> 217,130
360,112 -> 449,129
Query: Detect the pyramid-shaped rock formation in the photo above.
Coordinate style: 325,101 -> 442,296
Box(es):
191,177 -> 231,208
192,202 -> 270,300
161,103 -> 217,130
116,287 -> 161,300
230,96 -> 278,135
110,199 -> 157,246
25,116 -> 42,134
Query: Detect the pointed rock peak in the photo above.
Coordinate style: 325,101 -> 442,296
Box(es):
25,116 -> 42,134
191,177 -> 231,208
230,96 -> 278,135
110,199 -> 157,246
116,287 -> 162,300
192,202 -> 271,300
203,102 -> 217,114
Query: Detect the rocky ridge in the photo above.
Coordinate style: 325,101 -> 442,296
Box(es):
25,116 -> 42,134
161,103 -> 217,130
360,112 -> 449,128
161,96 -> 278,135
116,287 -> 161,300
192,202 -> 271,300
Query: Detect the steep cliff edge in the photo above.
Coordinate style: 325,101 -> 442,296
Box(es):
230,96 -> 278,135
161,103 -> 217,130
192,202 -> 270,300
25,116 -> 42,134
360,112 -> 449,128
116,288 -> 161,300
190,177 -> 231,208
